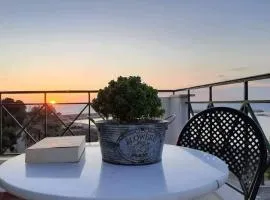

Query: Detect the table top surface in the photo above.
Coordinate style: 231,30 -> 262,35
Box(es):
0,143 -> 229,200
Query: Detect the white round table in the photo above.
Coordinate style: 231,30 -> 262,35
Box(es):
0,143 -> 228,200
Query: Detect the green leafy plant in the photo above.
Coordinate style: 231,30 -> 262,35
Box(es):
92,76 -> 164,122
1,98 -> 27,152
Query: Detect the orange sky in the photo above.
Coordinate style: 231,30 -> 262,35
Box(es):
1,1 -> 270,103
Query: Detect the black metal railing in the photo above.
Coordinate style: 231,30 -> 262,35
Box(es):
0,91 -> 97,154
173,73 -> 270,168
174,73 -> 270,119
0,89 -> 175,154
0,73 -> 269,155
173,73 -> 270,186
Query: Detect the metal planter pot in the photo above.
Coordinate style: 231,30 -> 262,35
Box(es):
95,120 -> 172,165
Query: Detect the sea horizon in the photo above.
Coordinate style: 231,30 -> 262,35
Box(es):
24,103 -> 270,141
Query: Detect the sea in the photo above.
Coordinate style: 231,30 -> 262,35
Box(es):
50,103 -> 270,142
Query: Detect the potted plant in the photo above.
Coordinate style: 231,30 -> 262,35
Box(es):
91,76 -> 174,165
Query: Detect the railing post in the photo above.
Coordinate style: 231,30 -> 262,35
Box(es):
0,93 -> 2,153
207,86 -> 214,108
88,92 -> 91,142
210,86 -> 212,101
242,81 -> 249,114
44,93 -> 47,137
244,81 -> 248,101
188,90 -> 191,119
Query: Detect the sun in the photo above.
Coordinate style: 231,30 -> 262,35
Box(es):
49,100 -> 56,104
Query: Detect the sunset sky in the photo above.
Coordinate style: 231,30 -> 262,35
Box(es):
1,0 -> 270,93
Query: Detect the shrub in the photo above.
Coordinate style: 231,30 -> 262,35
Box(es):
92,76 -> 164,122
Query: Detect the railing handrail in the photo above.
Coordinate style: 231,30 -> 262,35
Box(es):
1,73 -> 269,94
0,89 -> 176,94
1,73 -> 269,152
0,90 -> 99,94
174,73 -> 270,92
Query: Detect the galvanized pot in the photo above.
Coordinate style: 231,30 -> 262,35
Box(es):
92,116 -> 175,165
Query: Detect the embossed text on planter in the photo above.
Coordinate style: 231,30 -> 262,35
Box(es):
118,127 -> 161,162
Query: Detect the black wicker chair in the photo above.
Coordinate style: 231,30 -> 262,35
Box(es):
177,107 -> 268,200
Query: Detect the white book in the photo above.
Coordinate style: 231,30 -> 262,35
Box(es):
25,136 -> 85,163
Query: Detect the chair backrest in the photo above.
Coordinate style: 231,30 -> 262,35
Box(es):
177,107 -> 267,200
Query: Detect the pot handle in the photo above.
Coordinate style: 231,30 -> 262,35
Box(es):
88,117 -> 97,126
164,114 -> 176,125
88,113 -> 106,127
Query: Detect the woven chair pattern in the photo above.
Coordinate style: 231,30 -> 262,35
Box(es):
177,107 -> 267,200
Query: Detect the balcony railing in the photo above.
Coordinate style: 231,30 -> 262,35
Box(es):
0,73 -> 269,156
179,73 -> 270,168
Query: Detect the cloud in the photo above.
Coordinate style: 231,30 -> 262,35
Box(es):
217,74 -> 229,81
218,74 -> 225,78
229,67 -> 250,72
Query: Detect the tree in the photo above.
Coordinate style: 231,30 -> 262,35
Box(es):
1,98 -> 27,152
25,104 -> 63,147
